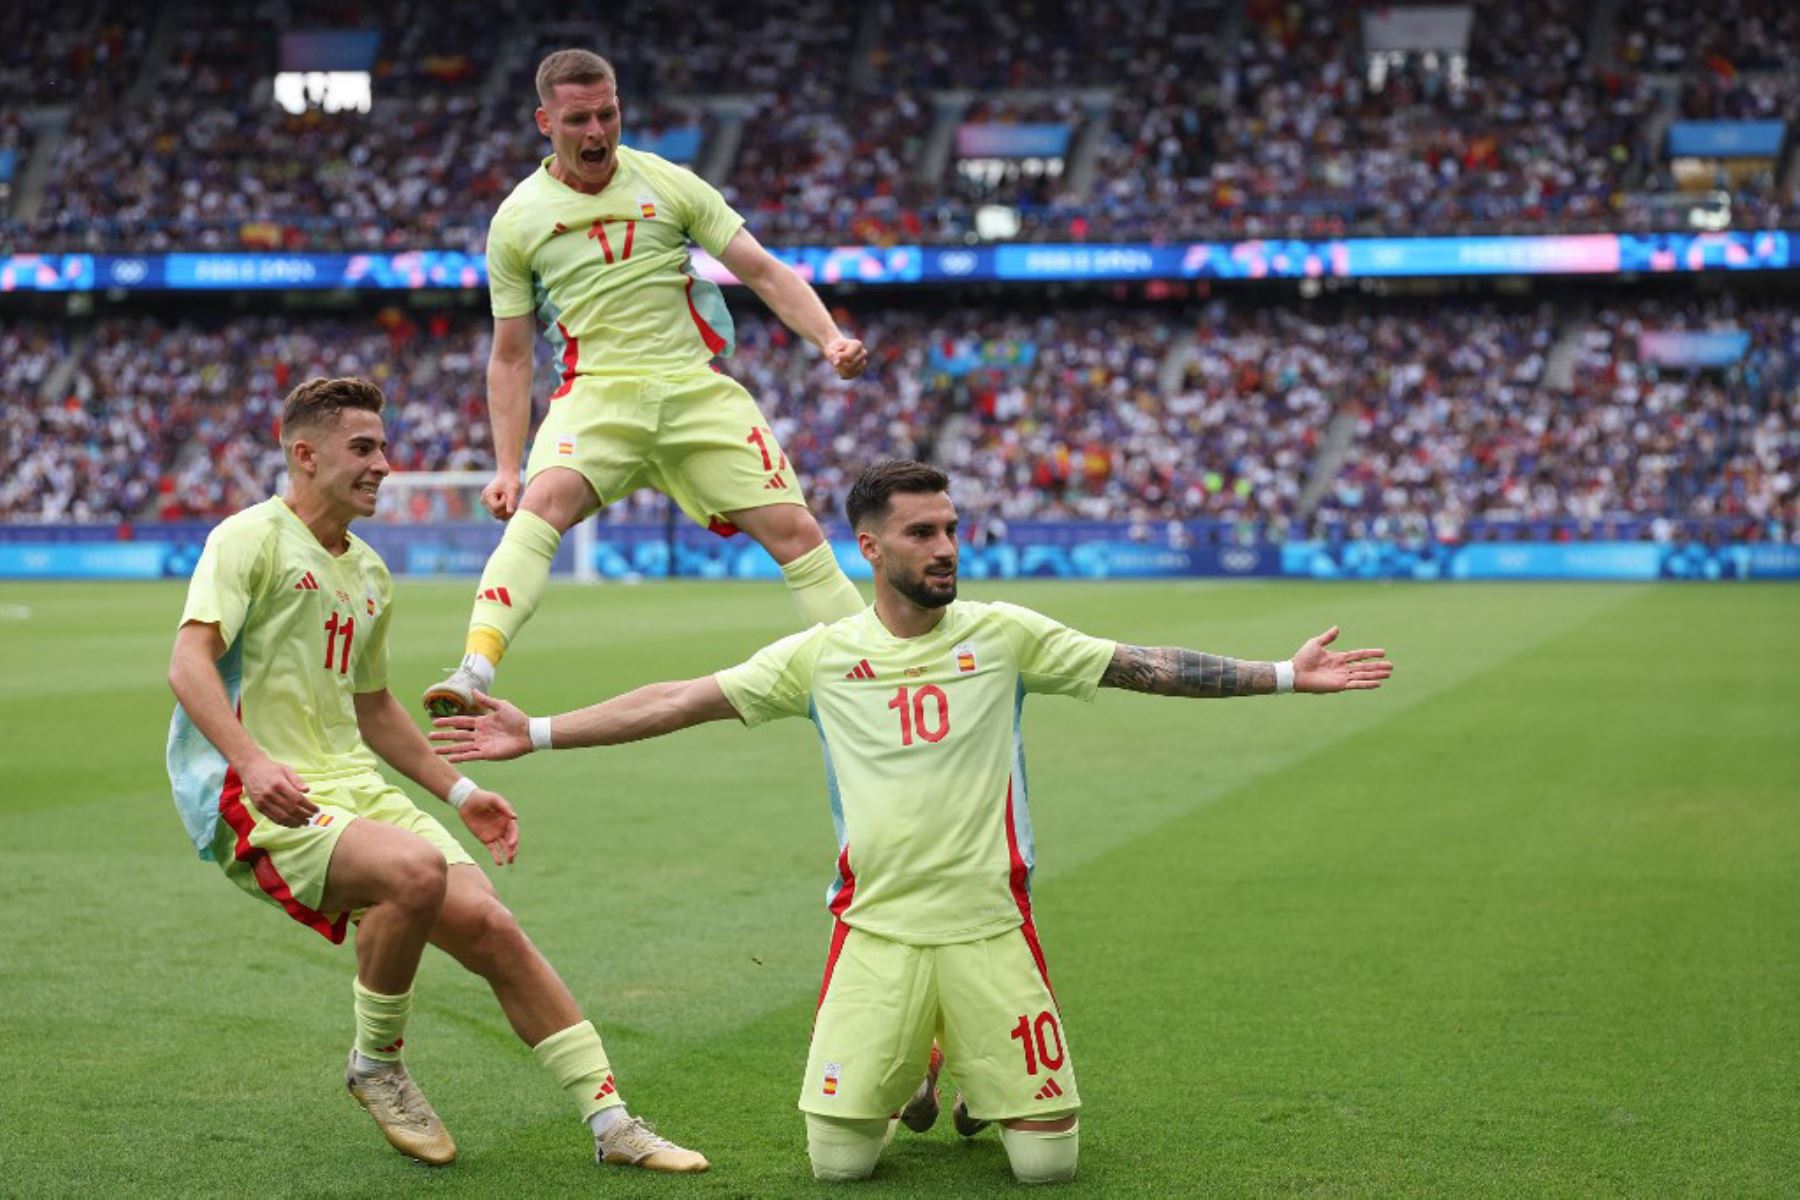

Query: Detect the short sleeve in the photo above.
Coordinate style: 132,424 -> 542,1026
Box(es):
179,522 -> 268,647
714,626 -> 825,726
673,165 -> 746,258
992,602 -> 1115,701
486,203 -> 535,319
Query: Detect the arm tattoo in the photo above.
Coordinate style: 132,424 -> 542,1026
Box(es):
1100,644 -> 1276,698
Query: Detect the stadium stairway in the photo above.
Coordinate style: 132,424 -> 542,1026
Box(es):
917,92 -> 967,185
1586,0 -> 1621,69
11,108 -> 69,226
1296,408 -> 1357,520
1063,89 -> 1119,201
1544,311 -> 1586,394
127,4 -> 184,108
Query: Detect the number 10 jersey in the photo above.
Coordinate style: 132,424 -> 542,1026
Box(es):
715,601 -> 1115,946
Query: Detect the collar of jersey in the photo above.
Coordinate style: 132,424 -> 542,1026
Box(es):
860,602 -> 963,650
539,150 -> 631,200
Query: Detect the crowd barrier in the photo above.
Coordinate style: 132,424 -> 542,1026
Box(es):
3,231 -> 1794,294
3,523 -> 1796,582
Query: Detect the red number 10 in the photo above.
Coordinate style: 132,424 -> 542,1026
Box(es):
887,685 -> 950,746
323,611 -> 355,674
1010,1011 -> 1065,1075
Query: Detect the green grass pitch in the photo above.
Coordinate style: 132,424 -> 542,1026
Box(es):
2,579 -> 1796,1196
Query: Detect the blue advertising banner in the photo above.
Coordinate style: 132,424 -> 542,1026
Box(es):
626,126 -> 701,163
1637,329 -> 1751,367
1667,120 -> 1786,158
956,123 -> 1073,158
0,255 -> 96,292
7,525 -> 1792,582
5,233 -> 1797,295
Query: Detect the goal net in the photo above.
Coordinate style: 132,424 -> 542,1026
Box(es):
368,470 -> 599,581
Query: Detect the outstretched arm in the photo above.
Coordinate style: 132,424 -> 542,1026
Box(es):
355,688 -> 517,864
718,228 -> 868,379
431,677 -> 741,763
1101,626 -> 1392,698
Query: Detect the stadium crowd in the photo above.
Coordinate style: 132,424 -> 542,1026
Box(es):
5,298 -> 1792,543
4,0 -> 1795,248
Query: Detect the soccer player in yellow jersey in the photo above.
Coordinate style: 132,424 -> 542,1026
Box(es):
425,48 -> 870,717
432,460 -> 1396,1185
166,378 -> 706,1174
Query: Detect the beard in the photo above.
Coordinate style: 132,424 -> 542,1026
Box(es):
889,562 -> 957,609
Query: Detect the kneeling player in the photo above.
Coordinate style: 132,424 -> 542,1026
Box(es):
431,460 -> 1395,1183
166,377 -> 705,1173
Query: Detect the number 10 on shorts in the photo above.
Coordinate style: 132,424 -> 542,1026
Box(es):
1011,1010 -> 1065,1075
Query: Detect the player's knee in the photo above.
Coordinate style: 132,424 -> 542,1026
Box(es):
759,507 -> 827,564
805,1114 -> 886,1182
462,895 -> 527,974
1000,1116 -> 1080,1185
387,844 -> 449,915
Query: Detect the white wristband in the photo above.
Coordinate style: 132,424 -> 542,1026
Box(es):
1274,660 -> 1295,694
445,776 -> 478,810
529,716 -> 554,751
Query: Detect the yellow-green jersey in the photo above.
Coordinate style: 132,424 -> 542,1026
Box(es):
715,601 -> 1116,946
486,145 -> 746,388
166,497 -> 395,859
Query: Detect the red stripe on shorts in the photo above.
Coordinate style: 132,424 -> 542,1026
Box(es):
815,918 -> 852,1012
218,766 -> 348,944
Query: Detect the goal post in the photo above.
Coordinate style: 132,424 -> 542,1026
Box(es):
370,470 -> 599,582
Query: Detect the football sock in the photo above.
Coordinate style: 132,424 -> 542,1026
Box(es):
779,541 -> 863,626
533,1020 -> 623,1120
352,977 -> 413,1064
467,509 -> 562,664
1000,1119 -> 1080,1184
587,1106 -> 628,1137
805,1114 -> 888,1181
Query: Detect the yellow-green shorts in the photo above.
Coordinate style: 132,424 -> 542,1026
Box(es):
525,370 -> 807,535
801,920 -> 1080,1122
208,772 -> 474,944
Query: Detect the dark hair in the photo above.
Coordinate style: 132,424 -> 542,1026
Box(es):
845,460 -> 950,529
280,376 -> 385,445
536,49 -> 617,105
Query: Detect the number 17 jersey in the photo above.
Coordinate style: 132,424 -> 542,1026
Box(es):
715,601 -> 1115,946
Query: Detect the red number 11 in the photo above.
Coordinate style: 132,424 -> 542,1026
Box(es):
323,612 -> 355,674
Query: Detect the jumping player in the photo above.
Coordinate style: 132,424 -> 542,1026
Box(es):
426,48 -> 868,717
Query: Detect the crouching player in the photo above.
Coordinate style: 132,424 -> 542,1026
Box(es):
431,460 -> 1394,1183
165,377 -> 705,1173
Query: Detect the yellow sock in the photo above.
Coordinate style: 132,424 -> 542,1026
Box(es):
353,977 -> 413,1062
779,540 -> 863,626
469,510 -> 562,661
532,1020 -> 622,1120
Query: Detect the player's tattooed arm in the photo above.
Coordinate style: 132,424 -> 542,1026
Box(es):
1101,644 -> 1277,697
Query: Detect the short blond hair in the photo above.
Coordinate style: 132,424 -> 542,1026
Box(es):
535,49 -> 616,106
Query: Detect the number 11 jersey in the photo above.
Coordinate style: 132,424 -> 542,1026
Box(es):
166,497 -> 395,858
715,602 -> 1115,947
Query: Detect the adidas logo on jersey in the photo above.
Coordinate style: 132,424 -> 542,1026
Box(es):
845,659 -> 875,680
763,472 -> 789,490
1033,1077 -> 1065,1101
477,587 -> 513,607
294,571 -> 319,591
